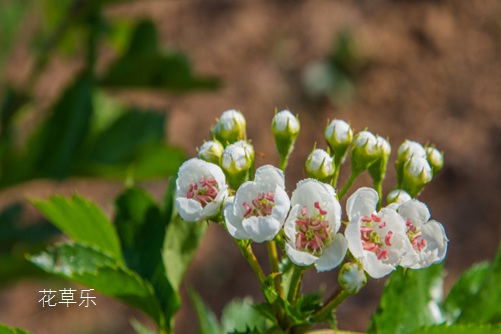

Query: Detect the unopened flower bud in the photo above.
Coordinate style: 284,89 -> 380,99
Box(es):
387,189 -> 412,204
197,140 -> 224,165
402,156 -> 432,197
350,131 -> 381,174
210,109 -> 247,146
426,146 -> 444,176
368,136 -> 391,183
272,110 -> 300,168
221,140 -> 254,189
324,119 -> 353,164
305,148 -> 335,182
338,262 -> 366,294
396,140 -> 426,186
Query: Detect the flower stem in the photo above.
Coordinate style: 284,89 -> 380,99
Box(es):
338,171 -> 360,199
236,240 -> 266,284
373,179 -> 383,210
279,155 -> 288,171
267,240 -> 285,300
312,287 -> 350,322
331,163 -> 341,189
287,264 -> 305,304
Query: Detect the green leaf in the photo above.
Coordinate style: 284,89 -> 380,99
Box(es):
221,298 -> 270,333
31,195 -> 123,263
114,186 -> 180,326
130,319 -> 156,334
28,75 -> 94,179
162,217 -> 207,290
409,323 -> 501,334
0,323 -> 31,334
28,242 -> 162,324
368,265 -> 445,334
0,1 -> 31,71
100,20 -> 219,92
189,289 -> 222,334
88,109 -> 165,164
443,262 -> 490,323
457,243 -> 501,325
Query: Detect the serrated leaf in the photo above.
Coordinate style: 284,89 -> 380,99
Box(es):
189,289 -> 222,334
31,195 -> 123,263
221,297 -> 270,333
28,242 -> 162,324
368,265 -> 445,334
457,243 -> 501,325
409,323 -> 501,334
443,262 -> 490,323
0,323 -> 31,334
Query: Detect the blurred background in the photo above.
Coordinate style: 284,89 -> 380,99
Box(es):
0,0 -> 500,333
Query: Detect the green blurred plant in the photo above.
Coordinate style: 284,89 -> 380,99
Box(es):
0,0 -> 218,285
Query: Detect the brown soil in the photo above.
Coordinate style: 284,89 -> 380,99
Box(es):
2,0 -> 501,333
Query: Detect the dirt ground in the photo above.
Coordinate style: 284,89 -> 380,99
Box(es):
1,0 -> 501,333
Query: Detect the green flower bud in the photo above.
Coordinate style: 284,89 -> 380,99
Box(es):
324,119 -> 353,164
272,110 -> 300,168
197,140 -> 224,165
350,131 -> 381,174
221,140 -> 254,189
210,109 -> 247,146
402,156 -> 432,197
396,140 -> 426,186
338,262 -> 366,294
368,136 -> 391,183
305,148 -> 335,182
425,146 -> 444,176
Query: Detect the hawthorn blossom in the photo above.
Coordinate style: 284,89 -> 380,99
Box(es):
224,165 -> 290,242
345,187 -> 413,278
284,179 -> 347,272
396,199 -> 448,269
175,158 -> 228,222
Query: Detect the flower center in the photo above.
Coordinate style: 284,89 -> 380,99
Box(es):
295,202 -> 331,255
360,214 -> 392,261
242,192 -> 275,218
186,177 -> 219,208
406,219 -> 427,252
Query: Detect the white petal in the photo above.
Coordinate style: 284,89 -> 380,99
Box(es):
346,187 -> 378,220
285,243 -> 318,267
398,200 -> 431,226
233,181 -> 259,217
284,205 -> 300,242
421,220 -> 448,263
242,216 -> 281,243
345,217 -> 364,258
224,197 -> 249,240
315,234 -> 348,272
175,198 -> 203,222
362,252 -> 396,279
254,165 -> 285,190
271,186 -> 291,223
379,208 -> 408,235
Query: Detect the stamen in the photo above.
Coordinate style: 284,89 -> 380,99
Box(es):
385,231 -> 393,246
361,215 -> 372,223
378,221 -> 386,229
371,214 -> 382,222
314,202 -> 328,215
301,206 -> 307,217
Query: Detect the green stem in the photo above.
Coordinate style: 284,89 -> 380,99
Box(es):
267,241 -> 285,300
330,163 -> 341,189
338,171 -> 359,199
279,155 -> 288,171
236,240 -> 266,284
373,179 -> 383,210
287,264 -> 305,304
312,287 -> 350,322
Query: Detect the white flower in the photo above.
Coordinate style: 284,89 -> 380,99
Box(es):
176,158 -> 228,222
305,149 -> 335,181
221,140 -> 254,172
198,140 -> 224,164
224,165 -> 290,242
284,179 -> 347,272
272,110 -> 300,133
396,199 -> 448,269
398,140 -> 426,162
325,119 -> 352,145
345,187 -> 413,278
338,262 -> 367,294
210,109 -> 247,144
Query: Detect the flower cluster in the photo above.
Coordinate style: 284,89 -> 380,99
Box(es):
175,108 -> 448,285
